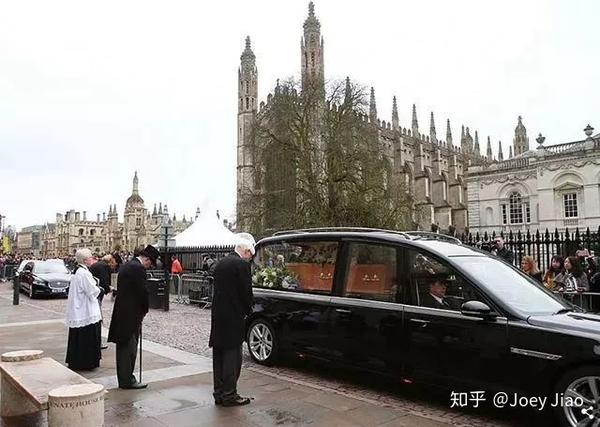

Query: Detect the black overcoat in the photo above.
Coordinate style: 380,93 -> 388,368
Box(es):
89,260 -> 111,295
107,258 -> 149,344
208,252 -> 253,349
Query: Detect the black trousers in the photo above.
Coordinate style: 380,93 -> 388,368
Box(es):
212,345 -> 242,402
116,333 -> 139,387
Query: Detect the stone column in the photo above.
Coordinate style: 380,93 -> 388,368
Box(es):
48,384 -> 104,427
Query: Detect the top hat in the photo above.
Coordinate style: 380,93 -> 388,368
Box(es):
428,273 -> 452,285
139,245 -> 160,266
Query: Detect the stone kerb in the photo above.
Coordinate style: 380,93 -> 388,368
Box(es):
1,350 -> 44,362
48,383 -> 105,427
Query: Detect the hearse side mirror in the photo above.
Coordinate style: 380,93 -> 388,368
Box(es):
461,300 -> 496,319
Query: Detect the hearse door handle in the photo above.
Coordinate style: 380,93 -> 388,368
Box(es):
335,308 -> 352,314
409,319 -> 430,328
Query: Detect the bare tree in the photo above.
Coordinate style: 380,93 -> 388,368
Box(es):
239,77 -> 416,237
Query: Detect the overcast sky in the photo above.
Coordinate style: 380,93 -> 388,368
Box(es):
1,0 -> 598,230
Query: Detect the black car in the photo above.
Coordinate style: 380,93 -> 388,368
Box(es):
18,260 -> 71,298
246,228 -> 600,427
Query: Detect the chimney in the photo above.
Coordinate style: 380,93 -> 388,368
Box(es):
75,212 -> 81,222
83,211 -> 87,221
56,213 -> 63,223
102,212 -> 106,221
97,214 -> 100,222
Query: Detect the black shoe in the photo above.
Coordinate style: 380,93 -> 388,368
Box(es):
119,382 -> 148,390
220,396 -> 251,407
214,398 -> 223,405
101,345 -> 108,350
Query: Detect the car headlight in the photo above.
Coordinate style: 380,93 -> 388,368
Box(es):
33,278 -> 46,286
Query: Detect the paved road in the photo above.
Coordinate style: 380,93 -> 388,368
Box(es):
0,282 -> 557,427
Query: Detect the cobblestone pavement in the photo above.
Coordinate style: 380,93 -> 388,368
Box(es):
0,283 -> 555,427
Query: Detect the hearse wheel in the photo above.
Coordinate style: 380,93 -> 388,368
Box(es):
247,319 -> 278,365
554,365 -> 600,426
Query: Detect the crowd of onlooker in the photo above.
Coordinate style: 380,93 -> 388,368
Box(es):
1,249 -> 220,278
487,237 -> 599,293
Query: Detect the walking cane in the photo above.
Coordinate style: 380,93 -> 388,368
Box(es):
139,324 -> 143,383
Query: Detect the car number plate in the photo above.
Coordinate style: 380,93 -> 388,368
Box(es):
51,288 -> 65,293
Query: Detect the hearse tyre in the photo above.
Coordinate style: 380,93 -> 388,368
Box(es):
553,365 -> 600,427
247,318 -> 278,365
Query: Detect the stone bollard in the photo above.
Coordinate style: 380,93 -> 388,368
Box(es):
48,384 -> 104,427
1,350 -> 44,417
1,350 -> 44,362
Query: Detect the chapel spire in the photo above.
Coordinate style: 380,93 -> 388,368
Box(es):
411,104 -> 419,137
391,96 -> 399,131
369,87 -> 377,124
429,112 -> 437,144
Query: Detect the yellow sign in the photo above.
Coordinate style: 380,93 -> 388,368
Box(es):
2,235 -> 11,253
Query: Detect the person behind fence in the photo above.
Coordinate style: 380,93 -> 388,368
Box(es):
491,236 -> 514,264
108,245 -> 159,389
560,256 -> 589,293
209,233 -> 255,407
543,255 -> 565,291
171,255 -> 183,293
521,256 -> 543,283
65,248 -> 102,371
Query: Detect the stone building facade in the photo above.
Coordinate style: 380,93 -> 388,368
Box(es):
237,2 -> 493,233
467,123 -> 600,234
40,173 -> 191,257
16,225 -> 44,257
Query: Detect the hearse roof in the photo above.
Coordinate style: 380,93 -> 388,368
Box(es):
259,229 -> 485,258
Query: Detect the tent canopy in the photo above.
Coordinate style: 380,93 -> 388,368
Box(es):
170,212 -> 236,247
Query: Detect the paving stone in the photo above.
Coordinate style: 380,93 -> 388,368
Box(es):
345,405 -> 403,426
155,405 -> 248,427
304,391 -> 366,412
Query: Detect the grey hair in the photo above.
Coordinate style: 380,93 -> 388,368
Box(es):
75,248 -> 93,264
102,254 -> 113,263
234,232 -> 256,255
235,241 -> 255,256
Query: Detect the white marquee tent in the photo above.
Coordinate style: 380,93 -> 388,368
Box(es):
169,212 -> 237,247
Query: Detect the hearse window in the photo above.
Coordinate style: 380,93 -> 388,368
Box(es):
407,250 -> 483,311
342,243 -> 398,302
252,241 -> 338,294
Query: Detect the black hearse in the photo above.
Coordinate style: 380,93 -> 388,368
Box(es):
246,228 -> 600,427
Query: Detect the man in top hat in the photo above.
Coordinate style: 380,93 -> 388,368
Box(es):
209,233 -> 255,406
421,274 -> 453,310
108,245 -> 159,389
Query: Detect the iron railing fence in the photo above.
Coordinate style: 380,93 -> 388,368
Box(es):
459,227 -> 600,273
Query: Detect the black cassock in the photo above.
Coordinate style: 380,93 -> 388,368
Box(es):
209,252 -> 253,402
108,258 -> 148,386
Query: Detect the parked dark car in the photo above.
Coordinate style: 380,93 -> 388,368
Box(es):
246,228 -> 600,427
17,260 -> 71,298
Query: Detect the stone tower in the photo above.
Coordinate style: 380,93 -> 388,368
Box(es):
301,1 -> 325,94
513,115 -> 529,156
123,171 -> 146,251
236,36 -> 258,230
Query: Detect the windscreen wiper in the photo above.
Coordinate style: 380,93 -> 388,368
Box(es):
553,308 -> 573,315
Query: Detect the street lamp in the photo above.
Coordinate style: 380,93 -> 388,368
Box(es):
159,224 -> 175,312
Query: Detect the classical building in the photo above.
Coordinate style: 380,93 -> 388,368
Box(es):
467,122 -> 600,234
237,2 -> 492,233
40,173 -> 191,257
16,225 -> 44,257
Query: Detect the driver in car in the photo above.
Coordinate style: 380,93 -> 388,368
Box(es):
421,274 -> 453,310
